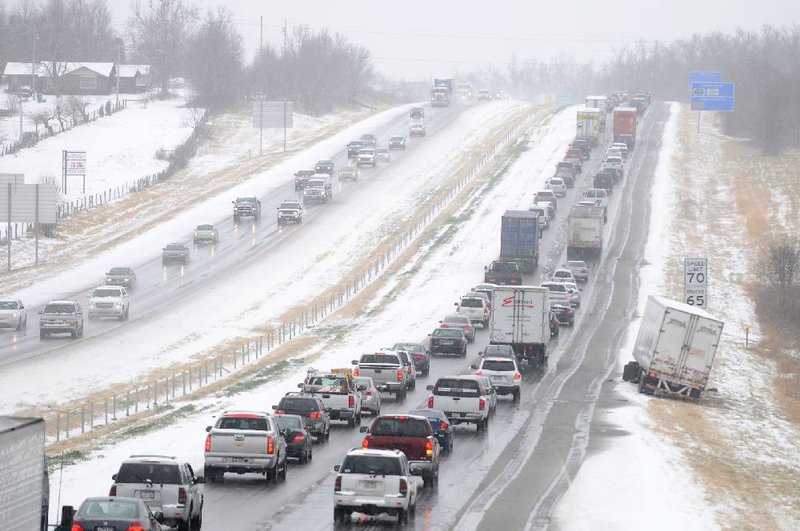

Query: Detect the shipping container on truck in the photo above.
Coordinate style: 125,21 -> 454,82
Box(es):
566,204 -> 605,260
0,416 -> 49,531
488,286 -> 550,368
585,95 -> 608,129
627,296 -> 725,400
576,108 -> 602,145
613,106 -> 638,146
499,210 -> 540,274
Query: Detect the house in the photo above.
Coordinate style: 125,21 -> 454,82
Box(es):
117,64 -> 152,93
56,62 -> 116,95
1,62 -> 48,92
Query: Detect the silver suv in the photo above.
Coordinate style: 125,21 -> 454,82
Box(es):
110,455 -> 204,531
39,300 -> 84,339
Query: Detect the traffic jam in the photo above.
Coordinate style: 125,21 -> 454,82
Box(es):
58,91 -> 656,530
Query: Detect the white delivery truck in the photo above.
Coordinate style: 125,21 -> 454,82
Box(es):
623,296 -> 725,399
566,204 -> 605,260
576,108 -> 602,145
0,416 -> 49,531
488,286 -> 550,368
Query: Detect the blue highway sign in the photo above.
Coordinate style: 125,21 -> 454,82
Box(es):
690,82 -> 735,112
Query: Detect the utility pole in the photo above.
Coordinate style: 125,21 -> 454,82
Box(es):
18,94 -> 23,142
116,41 -> 121,107
260,15 -> 263,52
31,30 -> 36,99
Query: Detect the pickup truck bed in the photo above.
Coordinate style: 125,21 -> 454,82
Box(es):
426,376 -> 489,431
360,415 -> 440,484
353,352 -> 408,400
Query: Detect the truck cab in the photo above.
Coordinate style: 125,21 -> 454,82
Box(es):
300,369 -> 362,427
484,260 -> 523,285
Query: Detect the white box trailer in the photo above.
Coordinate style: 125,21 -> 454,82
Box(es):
629,296 -> 725,399
489,286 -> 550,368
576,108 -> 602,145
0,416 -> 49,531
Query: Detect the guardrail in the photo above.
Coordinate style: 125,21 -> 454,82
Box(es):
43,109 -> 537,445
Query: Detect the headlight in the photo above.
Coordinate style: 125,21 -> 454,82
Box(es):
89,303 -> 96,309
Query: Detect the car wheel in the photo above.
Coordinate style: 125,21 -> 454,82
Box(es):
397,509 -> 407,524
70,329 -> 77,339
409,379 -> 416,391
39,330 -> 46,339
178,511 -> 191,531
513,389 -> 521,402
324,428 -> 330,442
477,418 -> 484,432
280,458 -> 288,481
461,347 -> 467,358
191,504 -> 202,530
348,416 -> 356,428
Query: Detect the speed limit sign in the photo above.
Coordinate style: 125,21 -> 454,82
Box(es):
684,257 -> 708,308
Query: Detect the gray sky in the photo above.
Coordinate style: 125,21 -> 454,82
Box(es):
113,0 -> 800,80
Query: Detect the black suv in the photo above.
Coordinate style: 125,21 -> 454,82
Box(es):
347,140 -> 365,158
232,196 -> 261,221
315,160 -> 335,174
428,328 -> 467,357
570,138 -> 592,158
294,169 -> 316,190
593,172 -> 614,193
360,133 -> 377,146
410,106 -> 424,119
273,393 -> 331,441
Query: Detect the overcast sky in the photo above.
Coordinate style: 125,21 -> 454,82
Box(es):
113,0 -> 800,80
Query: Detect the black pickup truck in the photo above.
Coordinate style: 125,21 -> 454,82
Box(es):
484,261 -> 523,285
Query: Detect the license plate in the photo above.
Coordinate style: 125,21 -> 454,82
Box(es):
97,527 -> 115,531
440,340 -> 454,345
226,457 -> 244,463
374,369 -> 382,373
460,413 -> 467,417
137,490 -> 155,499
490,375 -> 504,381
360,480 -> 379,489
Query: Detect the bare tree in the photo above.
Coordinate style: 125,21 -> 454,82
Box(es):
27,106 -> 54,136
184,7 -> 243,110
128,0 -> 197,96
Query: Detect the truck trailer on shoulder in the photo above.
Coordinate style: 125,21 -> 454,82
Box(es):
624,296 -> 725,399
0,416 -> 49,531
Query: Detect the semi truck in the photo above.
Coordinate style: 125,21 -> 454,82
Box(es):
488,286 -> 550,369
576,108 -> 602,145
0,416 -> 49,531
499,210 -> 540,273
566,204 -> 605,260
623,296 -> 725,400
585,95 -> 608,113
431,87 -> 449,107
432,78 -> 454,95
613,106 -> 638,149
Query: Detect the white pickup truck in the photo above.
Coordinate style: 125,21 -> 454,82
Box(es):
425,376 -> 490,431
352,351 -> 409,401
301,369 -> 362,427
203,411 -> 288,483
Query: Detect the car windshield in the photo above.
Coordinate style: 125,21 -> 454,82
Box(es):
196,224 -> 213,230
218,416 -> 270,431
0,301 -> 19,309
78,499 -> 141,519
460,298 -> 483,308
276,415 -> 304,430
485,345 -> 513,356
340,455 -> 401,476
409,409 -> 444,422
237,197 -> 257,203
550,179 -> 563,185
390,137 -> 403,141
371,417 -> 429,437
166,244 -> 184,251
360,353 -> 400,364
433,329 -> 462,338
92,288 -> 120,298
278,397 -> 319,412
108,267 -> 131,275
567,261 -> 587,268
297,170 -> 315,176
306,375 -> 347,389
542,283 -> 567,293
308,180 -> 325,187
443,315 -> 469,324
538,191 -> 553,197
279,202 -> 299,209
393,343 -> 424,353
353,377 -> 372,388
434,378 -> 481,397
115,462 -> 181,484
482,360 -> 516,371
43,304 -> 75,314
553,271 -> 572,278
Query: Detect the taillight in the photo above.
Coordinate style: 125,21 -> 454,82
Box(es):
293,433 -> 306,443
396,369 -> 403,381
348,394 -> 355,408
364,391 -> 373,396
178,487 -> 187,505
274,410 -> 284,415
308,412 -> 321,419
440,323 -> 449,328
126,523 -> 146,531
464,324 -> 472,330
109,485 -> 117,496
353,367 -> 359,377
204,434 -> 211,453
267,436 -> 275,455
648,371 -> 656,378
475,370 -> 484,376
362,438 -> 369,449
427,396 -> 434,408
425,439 -> 433,457
334,475 -> 342,492
514,373 -> 521,380
399,478 -> 408,497
479,398 -> 486,411
413,354 -> 424,359
71,523 -> 85,531
440,421 -> 449,430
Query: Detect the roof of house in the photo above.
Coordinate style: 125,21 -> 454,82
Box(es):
118,64 -> 151,78
2,62 -> 49,76
63,62 -> 116,77
2,61 -> 116,77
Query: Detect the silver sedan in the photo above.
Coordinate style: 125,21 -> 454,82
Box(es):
354,376 -> 381,415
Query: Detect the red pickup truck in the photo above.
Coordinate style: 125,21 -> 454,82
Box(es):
360,414 -> 441,485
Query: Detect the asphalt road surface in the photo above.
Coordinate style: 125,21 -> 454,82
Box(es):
195,103 -> 669,531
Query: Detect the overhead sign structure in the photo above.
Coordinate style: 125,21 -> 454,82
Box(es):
1,182 -> 57,271
252,100 -> 294,155
684,257 -> 708,309
690,82 -> 735,112
689,71 -> 722,84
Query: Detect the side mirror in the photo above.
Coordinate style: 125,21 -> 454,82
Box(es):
194,476 -> 205,484
154,511 -> 164,523
333,465 -> 340,472
484,266 -> 488,271
437,429 -> 448,437
359,426 -> 368,433
205,426 -> 212,432
351,360 -> 359,366
112,474 -> 117,480
271,405 -> 278,410
425,350 -> 430,355
425,385 -> 434,391
38,310 -> 43,315
454,302 -> 458,306
470,364 -> 477,370
297,383 -> 304,388
357,386 -> 366,391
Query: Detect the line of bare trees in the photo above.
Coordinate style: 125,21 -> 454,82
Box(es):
757,236 -> 800,334
0,0 -> 376,114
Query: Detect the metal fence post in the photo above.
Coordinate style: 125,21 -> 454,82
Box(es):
135,387 -> 139,412
65,410 -> 70,439
104,398 -> 108,425
56,414 -> 60,442
80,406 -> 85,434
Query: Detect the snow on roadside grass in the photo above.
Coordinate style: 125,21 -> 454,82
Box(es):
46,106 -> 571,522
643,104 -> 800,528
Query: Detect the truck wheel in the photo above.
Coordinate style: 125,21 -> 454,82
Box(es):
397,509 -> 408,524
280,458 -> 288,481
512,389 -> 520,402
477,418 -> 484,432
348,416 -> 356,428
